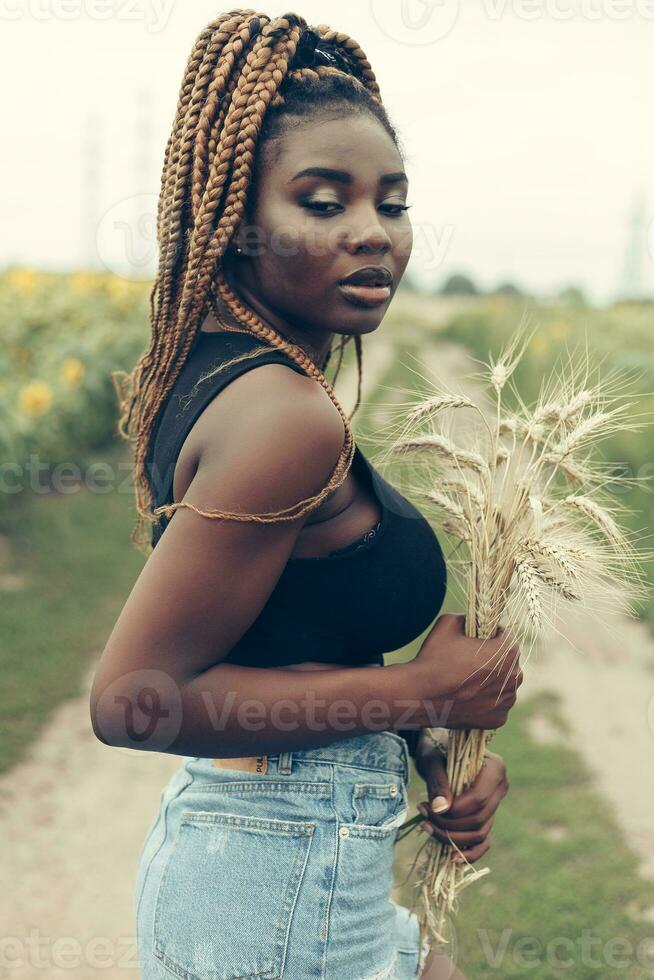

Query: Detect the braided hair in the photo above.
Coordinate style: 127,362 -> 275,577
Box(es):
112,10 -> 403,554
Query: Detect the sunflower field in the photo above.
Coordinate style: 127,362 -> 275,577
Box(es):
0,267 -> 149,516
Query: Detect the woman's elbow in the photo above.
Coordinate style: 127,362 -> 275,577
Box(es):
88,670 -> 185,752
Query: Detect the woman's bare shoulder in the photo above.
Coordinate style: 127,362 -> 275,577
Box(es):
194,361 -> 347,512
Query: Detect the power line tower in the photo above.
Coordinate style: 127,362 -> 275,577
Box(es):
80,110 -> 103,270
618,192 -> 649,300
132,84 -> 158,279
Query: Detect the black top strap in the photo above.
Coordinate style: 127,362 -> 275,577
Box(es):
146,332 -> 309,547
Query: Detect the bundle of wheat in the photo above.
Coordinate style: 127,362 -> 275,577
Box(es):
381,323 -> 653,948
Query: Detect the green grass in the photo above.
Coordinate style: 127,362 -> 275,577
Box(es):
0,443 -> 144,773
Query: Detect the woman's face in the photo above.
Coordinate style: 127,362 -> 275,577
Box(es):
221,112 -> 413,357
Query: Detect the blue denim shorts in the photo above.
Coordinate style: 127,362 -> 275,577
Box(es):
134,730 -> 431,979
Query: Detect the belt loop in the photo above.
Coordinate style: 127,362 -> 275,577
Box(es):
277,750 -> 293,774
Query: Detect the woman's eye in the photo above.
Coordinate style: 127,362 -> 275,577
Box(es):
302,201 -> 342,214
381,204 -> 412,215
302,201 -> 412,216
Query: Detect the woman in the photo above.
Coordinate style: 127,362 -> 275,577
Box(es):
90,12 -> 523,979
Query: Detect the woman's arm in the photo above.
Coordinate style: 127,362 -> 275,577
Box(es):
94,656 -> 420,756
89,367 -> 433,756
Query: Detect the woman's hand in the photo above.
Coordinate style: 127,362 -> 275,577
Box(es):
414,740 -> 509,865
411,613 -> 523,730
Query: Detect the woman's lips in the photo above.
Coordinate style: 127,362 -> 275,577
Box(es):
336,283 -> 392,307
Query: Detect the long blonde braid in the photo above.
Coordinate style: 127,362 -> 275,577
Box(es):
112,10 -> 400,554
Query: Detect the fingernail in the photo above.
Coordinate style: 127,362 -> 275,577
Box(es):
417,804 -> 428,817
431,796 -> 449,813
421,821 -> 434,836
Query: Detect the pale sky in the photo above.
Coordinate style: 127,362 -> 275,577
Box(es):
2,0 -> 654,303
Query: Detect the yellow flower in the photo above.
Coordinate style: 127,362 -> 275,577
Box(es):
69,271 -> 100,294
60,357 -> 85,387
549,319 -> 570,340
106,277 -> 133,302
6,267 -> 40,294
18,380 -> 53,416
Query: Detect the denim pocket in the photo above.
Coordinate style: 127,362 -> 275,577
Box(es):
153,810 -> 315,980
329,782 -> 408,977
350,779 -> 409,836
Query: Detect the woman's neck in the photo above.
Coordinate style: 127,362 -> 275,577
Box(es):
207,283 -> 333,370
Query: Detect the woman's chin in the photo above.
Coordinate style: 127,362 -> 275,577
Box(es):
330,306 -> 388,334
331,319 -> 383,338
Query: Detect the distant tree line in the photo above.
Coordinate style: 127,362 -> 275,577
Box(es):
397,270 -> 591,308
398,269 -> 654,307
438,273 -> 591,307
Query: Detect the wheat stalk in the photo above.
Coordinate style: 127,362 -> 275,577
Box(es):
440,479 -> 485,511
407,394 -> 477,423
386,320 -> 653,952
391,433 -> 490,479
560,494 -> 629,549
421,489 -> 469,526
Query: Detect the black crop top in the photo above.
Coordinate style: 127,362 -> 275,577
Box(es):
145,330 -> 448,674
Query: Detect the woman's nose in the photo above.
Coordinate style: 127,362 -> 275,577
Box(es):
342,211 -> 393,253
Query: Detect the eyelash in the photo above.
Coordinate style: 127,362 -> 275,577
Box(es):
302,201 -> 412,216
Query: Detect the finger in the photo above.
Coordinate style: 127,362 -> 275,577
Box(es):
420,782 -> 504,832
439,758 -> 506,820
419,816 -> 494,848
421,749 -> 453,815
452,834 -> 493,865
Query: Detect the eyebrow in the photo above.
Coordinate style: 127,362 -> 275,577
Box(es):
289,166 -> 408,186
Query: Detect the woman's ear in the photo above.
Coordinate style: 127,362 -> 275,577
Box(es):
226,237 -> 244,257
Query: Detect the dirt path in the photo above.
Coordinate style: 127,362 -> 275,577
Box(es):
419,340 -> 654,885
0,662 -> 177,979
0,335 -> 395,980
